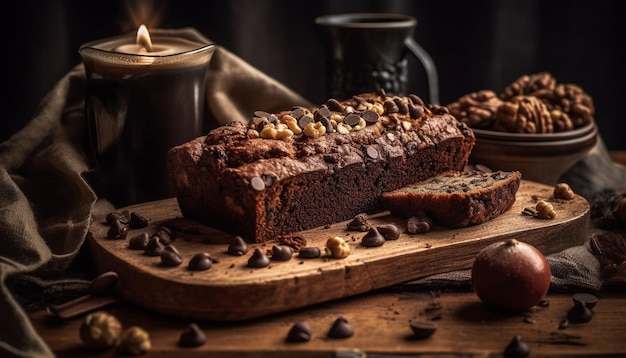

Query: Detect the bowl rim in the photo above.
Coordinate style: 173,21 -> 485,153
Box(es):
471,120 -> 596,143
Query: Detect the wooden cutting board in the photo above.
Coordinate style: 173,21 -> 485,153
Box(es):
88,180 -> 589,322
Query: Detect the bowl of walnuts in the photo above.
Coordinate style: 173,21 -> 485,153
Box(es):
448,72 -> 598,185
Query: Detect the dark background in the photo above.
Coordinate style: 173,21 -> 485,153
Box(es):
2,0 -> 624,149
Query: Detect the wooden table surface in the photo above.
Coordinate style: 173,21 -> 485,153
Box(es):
30,288 -> 626,357
31,152 -> 626,357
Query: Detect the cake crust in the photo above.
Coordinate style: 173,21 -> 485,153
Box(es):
167,91 -> 475,242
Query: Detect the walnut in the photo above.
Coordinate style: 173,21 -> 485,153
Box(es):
118,326 -> 151,356
501,72 -> 557,100
79,311 -> 122,350
447,90 -> 503,129
536,200 -> 557,219
325,236 -> 351,258
494,95 -> 553,133
553,183 -> 576,200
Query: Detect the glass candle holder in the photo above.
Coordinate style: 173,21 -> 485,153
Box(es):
79,27 -> 215,206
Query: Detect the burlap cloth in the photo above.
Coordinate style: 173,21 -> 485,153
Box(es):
1,45 -> 625,357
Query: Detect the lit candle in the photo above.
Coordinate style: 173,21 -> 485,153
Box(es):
79,26 -> 215,206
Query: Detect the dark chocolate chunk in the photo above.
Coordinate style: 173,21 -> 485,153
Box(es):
178,323 -> 207,347
377,224 -> 400,240
128,211 -> 149,229
248,248 -> 270,268
161,245 -> 183,267
325,98 -> 343,112
106,211 -> 129,225
408,103 -> 425,119
144,236 -> 164,256
90,271 -> 118,296
361,227 -> 385,247
107,220 -> 128,240
346,213 -> 370,232
153,229 -> 173,245
298,114 -> 314,129
285,320 -> 312,342
328,316 -> 354,338
291,107 -> 305,119
383,100 -> 399,114
271,245 -> 293,261
567,297 -> 593,323
572,292 -> 598,309
128,232 -> 149,250
188,252 -> 213,271
408,320 -> 437,339
343,113 -> 361,126
316,105 -> 332,119
227,236 -> 248,256
299,247 -> 321,259
408,94 -> 424,106
361,110 -> 380,123
503,335 -> 530,357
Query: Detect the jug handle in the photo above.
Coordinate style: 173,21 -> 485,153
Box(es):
405,38 -> 440,105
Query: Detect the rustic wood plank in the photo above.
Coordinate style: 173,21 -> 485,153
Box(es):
87,180 -> 589,321
30,291 -> 626,357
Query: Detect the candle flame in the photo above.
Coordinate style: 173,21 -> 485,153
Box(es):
136,24 -> 154,52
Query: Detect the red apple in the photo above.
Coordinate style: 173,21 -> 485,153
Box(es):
471,238 -> 551,313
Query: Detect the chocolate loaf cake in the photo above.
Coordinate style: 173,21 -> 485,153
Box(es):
383,170 -> 522,228
167,91 -> 475,242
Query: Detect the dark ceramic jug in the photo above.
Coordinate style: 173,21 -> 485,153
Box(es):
315,13 -> 439,104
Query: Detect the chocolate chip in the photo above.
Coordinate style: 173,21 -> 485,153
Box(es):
227,236 -> 248,256
328,316 -> 354,338
128,211 -> 149,229
325,98 -> 343,112
361,227 -> 385,247
253,110 -> 272,119
90,271 -> 118,296
291,107 -> 305,119
285,320 -> 312,342
394,98 -> 409,114
315,105 -> 331,120
153,229 -> 173,245
366,146 -> 379,159
188,252 -> 213,271
107,220 -> 128,240
343,113 -> 361,126
346,213 -> 370,232
409,103 -> 424,119
377,224 -> 400,240
567,297 -> 593,323
248,248 -> 270,268
298,247 -> 321,259
361,110 -> 380,123
144,236 -> 164,256
106,211 -> 129,225
572,292 -> 598,309
384,100 -> 399,114
250,176 -> 266,191
408,320 -> 437,339
161,245 -> 183,267
178,323 -> 206,347
298,114 -> 314,129
128,232 -> 149,250
271,245 -> 293,261
318,116 -> 335,133
503,335 -> 530,357
408,94 -> 424,106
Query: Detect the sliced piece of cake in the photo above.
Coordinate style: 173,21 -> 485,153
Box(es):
382,170 -> 522,228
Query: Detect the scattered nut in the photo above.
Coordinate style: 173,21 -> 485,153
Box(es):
118,326 -> 151,356
79,311 -> 122,350
536,200 -> 557,219
554,183 -> 575,200
326,236 -> 351,258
